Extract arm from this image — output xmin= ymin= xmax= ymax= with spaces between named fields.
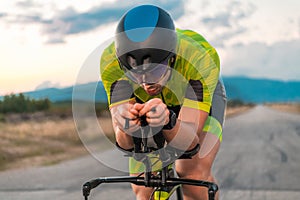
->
xmin=166 ymin=46 xmax=220 ymax=150
xmin=164 ymin=106 xmax=207 ymax=151
xmin=110 ymin=101 xmax=139 ymax=150
xmin=100 ymin=43 xmax=141 ymax=150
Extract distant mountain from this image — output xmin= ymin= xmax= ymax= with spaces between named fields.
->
xmin=19 ymin=82 xmax=108 ymax=103
xmin=1 ymin=77 xmax=299 ymax=103
xmin=222 ymin=76 xmax=300 ymax=103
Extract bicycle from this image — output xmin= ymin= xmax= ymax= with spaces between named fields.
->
xmin=82 ymin=116 xmax=218 ymax=200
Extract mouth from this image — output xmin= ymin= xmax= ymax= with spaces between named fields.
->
xmin=143 ymin=84 xmax=161 ymax=95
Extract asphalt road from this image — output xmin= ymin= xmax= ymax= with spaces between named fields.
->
xmin=0 ymin=105 xmax=299 ymax=200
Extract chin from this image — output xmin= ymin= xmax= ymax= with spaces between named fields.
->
xmin=146 ymin=86 xmax=162 ymax=96
xmin=146 ymin=90 xmax=160 ymax=96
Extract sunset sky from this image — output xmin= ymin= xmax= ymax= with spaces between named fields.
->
xmin=1 ymin=0 xmax=299 ymax=95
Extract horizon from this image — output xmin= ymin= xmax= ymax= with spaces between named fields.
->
xmin=0 ymin=75 xmax=299 ymax=97
xmin=1 ymin=75 xmax=299 ymax=104
xmin=1 ymin=0 xmax=299 ymax=95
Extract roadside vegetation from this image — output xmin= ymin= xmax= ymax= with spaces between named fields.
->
xmin=265 ymin=102 xmax=300 ymax=114
xmin=0 ymin=94 xmax=109 ymax=171
xmin=225 ymin=99 xmax=255 ymax=118
xmin=0 ymin=93 xmax=50 ymax=114
xmin=226 ymin=99 xmax=255 ymax=108
xmin=1 ymin=94 xmax=298 ymax=171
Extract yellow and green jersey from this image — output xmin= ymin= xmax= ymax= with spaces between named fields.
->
xmin=100 ymin=29 xmax=220 ymax=115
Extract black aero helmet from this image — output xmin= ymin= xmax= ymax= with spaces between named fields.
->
xmin=115 ymin=5 xmax=177 ymax=83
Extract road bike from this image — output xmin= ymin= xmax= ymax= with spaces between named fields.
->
xmin=82 ymin=116 xmax=218 ymax=200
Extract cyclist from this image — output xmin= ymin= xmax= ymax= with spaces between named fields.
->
xmin=100 ymin=5 xmax=226 ymax=200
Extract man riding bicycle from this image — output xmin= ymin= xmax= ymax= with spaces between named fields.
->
xmin=100 ymin=5 xmax=226 ymax=200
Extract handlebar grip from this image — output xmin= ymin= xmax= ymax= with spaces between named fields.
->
xmin=82 ymin=179 xmax=102 ymax=198
xmin=82 ymin=182 xmax=91 ymax=198
xmin=89 ymin=179 xmax=102 ymax=189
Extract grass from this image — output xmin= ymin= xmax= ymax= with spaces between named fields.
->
xmin=0 ymin=117 xmax=87 ymax=170
xmin=2 ymin=102 xmax=298 ymax=172
xmin=0 ymin=110 xmax=116 ymax=171
xmin=266 ymin=103 xmax=300 ymax=114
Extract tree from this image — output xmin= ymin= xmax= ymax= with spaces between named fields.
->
xmin=0 ymin=93 xmax=52 ymax=113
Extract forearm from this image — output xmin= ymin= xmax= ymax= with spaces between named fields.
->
xmin=114 ymin=124 xmax=134 ymax=150
xmin=163 ymin=107 xmax=208 ymax=151
xmin=163 ymin=119 xmax=199 ymax=150
xmin=110 ymin=101 xmax=139 ymax=150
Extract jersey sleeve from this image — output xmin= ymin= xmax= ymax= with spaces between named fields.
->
xmin=178 ymin=30 xmax=220 ymax=113
xmin=100 ymin=43 xmax=134 ymax=107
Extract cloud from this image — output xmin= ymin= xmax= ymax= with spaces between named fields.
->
xmin=212 ymin=26 xmax=247 ymax=47
xmin=44 ymin=6 xmax=124 ymax=36
xmin=206 ymin=1 xmax=256 ymax=47
xmin=222 ymin=39 xmax=300 ymax=81
xmin=4 ymin=0 xmax=185 ymax=44
xmin=202 ymin=13 xmax=231 ymax=28
xmin=16 ymin=0 xmax=39 ymax=8
xmin=180 ymin=1 xmax=256 ymax=48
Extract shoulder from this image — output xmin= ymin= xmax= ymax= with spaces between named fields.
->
xmin=100 ymin=42 xmax=125 ymax=88
xmin=176 ymin=29 xmax=210 ymax=48
xmin=175 ymin=28 xmax=220 ymax=71
xmin=176 ymin=28 xmax=217 ymax=54
xmin=100 ymin=42 xmax=117 ymax=70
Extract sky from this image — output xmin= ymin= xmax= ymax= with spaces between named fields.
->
xmin=0 ymin=0 xmax=299 ymax=95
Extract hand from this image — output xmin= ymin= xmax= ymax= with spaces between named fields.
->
xmin=110 ymin=101 xmax=140 ymax=134
xmin=137 ymin=98 xmax=169 ymax=127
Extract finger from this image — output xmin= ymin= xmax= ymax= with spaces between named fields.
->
xmin=133 ymin=103 xmax=144 ymax=111
xmin=138 ymin=103 xmax=152 ymax=116
xmin=146 ymin=116 xmax=167 ymax=127
xmin=116 ymin=117 xmax=140 ymax=132
xmin=125 ymin=119 xmax=141 ymax=134
xmin=122 ymin=112 xmax=138 ymax=120
xmin=118 ymin=106 xmax=138 ymax=120
xmin=146 ymin=104 xmax=167 ymax=118
xmin=147 ymin=98 xmax=163 ymax=104
xmin=129 ymin=107 xmax=139 ymax=116
xmin=113 ymin=110 xmax=136 ymax=128
xmin=147 ymin=109 xmax=169 ymax=127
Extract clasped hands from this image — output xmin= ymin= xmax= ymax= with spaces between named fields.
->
xmin=111 ymin=98 xmax=170 ymax=134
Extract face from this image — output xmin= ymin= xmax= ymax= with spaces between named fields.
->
xmin=121 ymin=55 xmax=175 ymax=95
xmin=142 ymin=83 xmax=163 ymax=96
xmin=124 ymin=57 xmax=170 ymax=85
xmin=141 ymin=69 xmax=171 ymax=96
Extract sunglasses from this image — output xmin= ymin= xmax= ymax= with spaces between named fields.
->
xmin=121 ymin=56 xmax=174 ymax=84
